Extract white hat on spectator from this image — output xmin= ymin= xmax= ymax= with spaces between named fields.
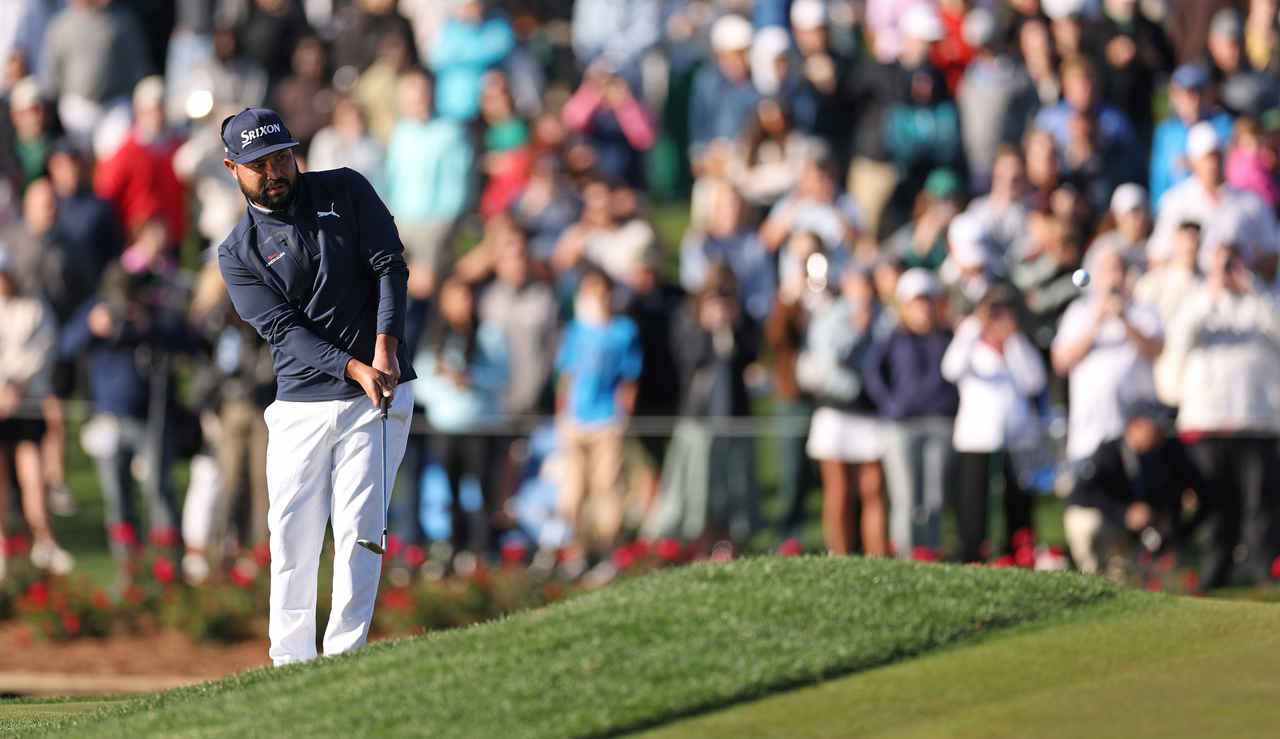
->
xmin=133 ymin=75 xmax=166 ymax=110
xmin=900 ymin=4 xmax=944 ymax=42
xmin=791 ymin=0 xmax=828 ymax=31
xmin=1186 ymin=121 xmax=1222 ymax=160
xmin=948 ymin=211 xmax=992 ymax=270
xmin=9 ymin=77 xmax=41 ymax=111
xmin=1110 ymin=183 xmax=1148 ymax=217
xmin=896 ymin=267 xmax=942 ymax=303
xmin=962 ymin=7 xmax=997 ymax=48
xmin=712 ymin=15 xmax=755 ymax=53
xmin=1043 ymin=0 xmax=1086 ymax=20
xmin=751 ymin=26 xmax=792 ymax=96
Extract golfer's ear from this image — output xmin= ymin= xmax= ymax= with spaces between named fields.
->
xmin=223 ymin=159 xmax=238 ymax=177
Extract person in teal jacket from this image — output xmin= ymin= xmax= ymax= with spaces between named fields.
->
xmin=428 ymin=0 xmax=515 ymax=122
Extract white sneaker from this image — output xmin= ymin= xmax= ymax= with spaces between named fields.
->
xmin=31 ymin=542 xmax=74 ymax=575
xmin=182 ymin=552 xmax=210 ymax=585
xmin=46 ymin=484 xmax=78 ymax=517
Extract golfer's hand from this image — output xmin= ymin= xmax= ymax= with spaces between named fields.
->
xmin=347 ymin=359 xmax=395 ymax=407
xmin=373 ymin=336 xmax=401 ymax=385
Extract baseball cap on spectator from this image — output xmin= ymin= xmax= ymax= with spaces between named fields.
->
xmin=962 ymin=7 xmax=997 ymax=49
xmin=791 ymin=0 xmax=827 ymax=31
xmin=1209 ymin=8 xmax=1242 ymax=38
xmin=133 ymin=75 xmax=166 ymax=110
xmin=896 ymin=267 xmax=941 ymax=303
xmin=1185 ymin=121 xmax=1222 ymax=159
xmin=947 ymin=211 xmax=992 ymax=270
xmin=221 ymin=107 xmax=301 ymax=164
xmin=900 ymin=5 xmax=944 ymax=42
xmin=1110 ymin=183 xmax=1148 ymax=217
xmin=1042 ymin=0 xmax=1088 ymax=20
xmin=1123 ymin=397 xmax=1175 ymax=424
xmin=1170 ymin=63 xmax=1210 ymax=91
xmin=750 ymin=26 xmax=792 ymax=95
xmin=924 ymin=167 xmax=964 ymax=201
xmin=9 ymin=76 xmax=41 ymax=111
xmin=711 ymin=15 xmax=754 ymax=53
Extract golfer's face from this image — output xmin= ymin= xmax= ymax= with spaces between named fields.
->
xmin=236 ymin=149 xmax=299 ymax=209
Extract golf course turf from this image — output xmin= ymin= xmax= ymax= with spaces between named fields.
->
xmin=1 ymin=557 xmax=1274 ymax=738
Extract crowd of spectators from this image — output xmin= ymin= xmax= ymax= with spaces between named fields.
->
xmin=1 ymin=0 xmax=1280 ymax=588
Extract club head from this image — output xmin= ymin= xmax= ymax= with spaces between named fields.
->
xmin=356 ymin=538 xmax=386 ymax=555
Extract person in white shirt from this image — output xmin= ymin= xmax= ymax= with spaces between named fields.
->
xmin=1085 ymin=183 xmax=1150 ymax=278
xmin=1148 ymin=121 xmax=1279 ymax=281
xmin=1051 ymin=247 xmax=1164 ymax=465
xmin=1133 ymin=222 xmax=1203 ymax=405
xmin=941 ymin=284 xmax=1046 ymax=562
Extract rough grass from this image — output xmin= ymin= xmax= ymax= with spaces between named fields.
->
xmin=0 ymin=557 xmax=1120 ymax=738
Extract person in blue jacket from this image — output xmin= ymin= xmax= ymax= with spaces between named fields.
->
xmin=216 ymin=108 xmax=416 ymax=666
xmin=1149 ymin=64 xmax=1235 ymax=212
xmin=428 ymin=0 xmax=515 ymax=122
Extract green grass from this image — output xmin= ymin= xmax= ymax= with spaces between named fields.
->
xmin=630 ymin=595 xmax=1280 ymax=739
xmin=1 ymin=557 xmax=1122 ymax=738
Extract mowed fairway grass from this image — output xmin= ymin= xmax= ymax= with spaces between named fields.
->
xmin=0 ymin=557 xmax=1273 ymax=738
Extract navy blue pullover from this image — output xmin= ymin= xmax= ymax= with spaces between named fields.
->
xmin=862 ymin=329 xmax=959 ymax=420
xmin=218 ymin=168 xmax=416 ymax=401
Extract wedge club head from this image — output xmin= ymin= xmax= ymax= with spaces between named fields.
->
xmin=357 ymin=537 xmax=386 ymax=554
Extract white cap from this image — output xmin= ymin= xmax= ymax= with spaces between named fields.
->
xmin=896 ymin=267 xmax=942 ymax=303
xmin=750 ymin=26 xmax=792 ymax=96
xmin=1042 ymin=0 xmax=1087 ymax=20
xmin=790 ymin=0 xmax=828 ymax=31
xmin=133 ymin=75 xmax=166 ymax=109
xmin=900 ymin=4 xmax=944 ymax=42
xmin=947 ymin=211 xmax=992 ymax=269
xmin=9 ymin=76 xmax=41 ymax=111
xmin=711 ymin=14 xmax=755 ymax=52
xmin=1110 ymin=183 xmax=1148 ymax=217
xmin=1185 ymin=121 xmax=1222 ymax=160
xmin=962 ymin=7 xmax=997 ymax=48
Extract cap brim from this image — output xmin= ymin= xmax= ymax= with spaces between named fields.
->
xmin=228 ymin=140 xmax=300 ymax=165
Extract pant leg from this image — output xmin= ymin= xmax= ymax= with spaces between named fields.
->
xmin=556 ymin=423 xmax=589 ymax=547
xmin=210 ymin=400 xmax=253 ymax=560
xmin=919 ymin=418 xmax=955 ymax=551
xmin=264 ymin=399 xmax=336 ymax=666
xmin=1064 ymin=504 xmax=1105 ymax=574
xmin=584 ymin=425 xmax=626 ymax=555
xmin=142 ymin=413 xmax=179 ymax=544
xmin=459 ymin=434 xmax=494 ymax=554
xmin=248 ymin=407 xmax=271 ymax=547
xmin=429 ymin=433 xmax=468 ymax=553
xmin=87 ymin=414 xmax=139 ymax=557
xmin=1003 ymin=451 xmax=1034 ymax=553
xmin=880 ymin=421 xmax=917 ymax=557
xmin=1186 ymin=438 xmax=1237 ymax=589
xmin=773 ymin=400 xmax=815 ymax=540
xmin=953 ymin=452 xmax=990 ymax=563
xmin=1238 ymin=437 xmax=1280 ymax=584
xmin=180 ymin=453 xmax=223 ymax=552
xmin=324 ymin=389 xmax=413 ymax=658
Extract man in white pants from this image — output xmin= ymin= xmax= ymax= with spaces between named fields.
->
xmin=216 ymin=108 xmax=416 ymax=665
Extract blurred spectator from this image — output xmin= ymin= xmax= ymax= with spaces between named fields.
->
xmin=864 ymin=268 xmax=959 ymax=556
xmin=730 ymin=97 xmax=807 ymax=209
xmin=562 ymin=61 xmax=657 ymax=189
xmin=308 ymin=97 xmax=385 ymax=188
xmin=799 ymin=267 xmax=894 ymax=555
xmin=941 ymin=284 xmax=1046 ymax=563
xmin=1134 ymin=222 xmax=1202 ymax=405
xmin=866 ymin=0 xmax=931 ymax=64
xmin=883 ymin=167 xmax=965 ymax=272
xmin=845 ymin=4 xmax=944 ymax=238
xmin=689 ymin=15 xmax=760 ymax=173
xmin=7 ymin=76 xmax=51 ymax=190
xmin=1044 ymin=0 xmax=1087 ymax=58
xmin=1085 ymin=183 xmax=1150 ymax=276
xmin=414 ymin=277 xmax=509 ymax=555
xmin=1064 ymin=400 xmax=1208 ymax=574
xmin=1225 ymin=117 xmax=1280 ymax=208
xmin=354 ymin=31 xmax=414 ymax=144
xmin=788 ymin=0 xmax=854 ymax=143
xmin=759 ymin=142 xmax=862 ymax=271
xmin=880 ymin=59 xmax=962 ymax=228
xmin=183 ymin=26 xmax=268 ymax=122
xmin=570 ymin=0 xmax=659 ymax=73
xmin=1010 ymin=211 xmax=1082 ymax=352
xmin=38 ymin=0 xmax=150 ymax=140
xmin=956 ymin=9 xmax=1039 ymax=194
xmin=1169 ymin=0 xmax=1247 ymax=66
xmin=428 ymin=0 xmax=515 ymax=123
xmin=172 ymin=117 xmax=246 ymax=249
xmin=511 ymin=151 xmax=579 ymax=264
xmin=1149 ymin=122 xmax=1277 ymax=280
xmin=931 ymin=0 xmax=978 ymax=96
xmin=477 ymin=71 xmax=533 ymax=220
xmin=4 ymin=177 xmax=98 ymax=324
xmin=965 ymin=147 xmax=1030 ymax=260
xmin=1245 ymin=0 xmax=1280 ymax=75
xmin=0 ymin=245 xmax=72 ymax=574
xmin=229 ymin=0 xmax=308 ymax=86
xmin=329 ymin=0 xmax=417 ymax=75
xmin=0 ymin=0 xmax=54 ymax=82
xmin=648 ymin=264 xmax=759 ymax=547
xmin=555 ymin=270 xmax=641 ymax=559
xmin=1086 ymin=0 xmax=1172 ymax=139
xmin=1051 ymin=246 xmax=1164 ymax=464
xmin=1205 ymin=10 xmax=1249 ymax=92
xmin=938 ymin=210 xmax=1003 ymax=321
xmin=1149 ymin=65 xmax=1234 ymax=209
xmin=1163 ymin=242 xmax=1280 ymax=588
xmin=92 ymin=76 xmax=187 ymax=247
xmin=552 ymin=179 xmax=657 ymax=286
xmin=383 ymin=70 xmax=474 ymax=300
xmin=271 ymin=36 xmax=337 ymax=155
xmin=1018 ymin=16 xmax=1062 ymax=106
xmin=680 ymin=181 xmax=775 ymax=323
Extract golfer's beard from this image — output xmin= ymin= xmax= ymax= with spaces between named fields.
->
xmin=243 ymin=175 xmax=297 ymax=211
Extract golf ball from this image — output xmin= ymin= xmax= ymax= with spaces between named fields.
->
xmin=1072 ymin=269 xmax=1091 ymax=288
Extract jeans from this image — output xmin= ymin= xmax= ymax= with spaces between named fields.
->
xmin=881 ymin=417 xmax=954 ymax=557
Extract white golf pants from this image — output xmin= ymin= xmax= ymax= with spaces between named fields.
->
xmin=263 ymin=389 xmax=413 ymax=665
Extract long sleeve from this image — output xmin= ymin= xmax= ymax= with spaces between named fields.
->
xmin=940 ymin=316 xmax=982 ymax=383
xmin=351 ymin=172 xmax=410 ymax=342
xmin=861 ymin=333 xmax=898 ymax=418
xmin=1004 ymin=330 xmax=1047 ymax=396
xmin=612 ymin=95 xmax=658 ymax=151
xmin=561 ymin=82 xmax=603 ymax=134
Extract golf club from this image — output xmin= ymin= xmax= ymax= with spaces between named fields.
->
xmin=357 ymin=394 xmax=390 ymax=555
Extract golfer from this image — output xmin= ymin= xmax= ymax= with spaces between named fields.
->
xmin=217 ymin=108 xmax=415 ymax=665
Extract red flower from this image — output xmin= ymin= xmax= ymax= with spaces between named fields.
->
xmin=125 ymin=584 xmax=146 ymax=603
xmin=381 ymin=588 xmax=414 ymax=613
xmin=52 ymin=594 xmax=69 ymax=614
xmin=1147 ymin=578 xmax=1163 ymax=592
xmin=229 ymin=562 xmax=255 ymax=588
xmin=1010 ymin=528 xmax=1036 ymax=551
xmin=385 ymin=533 xmax=404 ymax=559
xmin=27 ymin=581 xmax=49 ymax=608
xmin=3 ymin=532 xmax=31 ymax=557
xmin=62 ymin=613 xmax=81 ymax=637
xmin=629 ymin=539 xmax=652 ymax=559
xmin=1014 ymin=546 xmax=1035 ymax=569
xmin=910 ymin=546 xmax=937 ymax=562
xmin=1047 ymin=546 xmax=1065 ymax=558
xmin=777 ymin=538 xmax=804 ymax=557
xmin=251 ymin=542 xmax=272 ymax=567
xmin=991 ymin=555 xmax=1016 ymax=568
xmin=91 ymin=590 xmax=110 ymax=610
xmin=109 ymin=522 xmax=137 ymax=547
xmin=403 ymin=544 xmax=427 ymax=569
xmin=1182 ymin=571 xmax=1200 ymax=593
xmin=152 ymin=555 xmax=176 ymax=585
xmin=499 ymin=540 xmax=528 ymax=565
xmin=150 ymin=527 xmax=179 ymax=548
xmin=1157 ymin=553 xmax=1177 ymax=572
xmin=1138 ymin=550 xmax=1153 ymax=567
xmin=1272 ymin=556 xmax=1280 ymax=581
xmin=655 ymin=538 xmax=683 ymax=562
xmin=610 ymin=547 xmax=635 ymax=570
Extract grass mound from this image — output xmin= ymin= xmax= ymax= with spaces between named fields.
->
xmin=7 ymin=557 xmax=1122 ymax=739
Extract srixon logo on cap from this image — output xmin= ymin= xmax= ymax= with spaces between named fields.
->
xmin=242 ymin=123 xmax=283 ymax=148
